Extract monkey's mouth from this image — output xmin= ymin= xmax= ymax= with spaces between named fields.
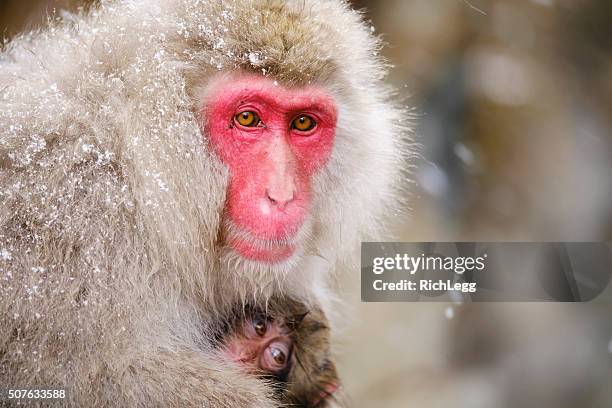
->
xmin=231 ymin=238 xmax=296 ymax=262
xmin=225 ymin=221 xmax=308 ymax=263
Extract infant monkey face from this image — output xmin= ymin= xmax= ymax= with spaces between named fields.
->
xmin=222 ymin=314 xmax=293 ymax=377
xmin=221 ymin=304 xmax=340 ymax=408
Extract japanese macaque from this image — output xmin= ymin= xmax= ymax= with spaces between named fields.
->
xmin=0 ymin=0 xmax=407 ymax=406
xmin=221 ymin=299 xmax=341 ymax=407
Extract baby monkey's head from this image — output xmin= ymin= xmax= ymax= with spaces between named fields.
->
xmin=221 ymin=300 xmax=340 ymax=407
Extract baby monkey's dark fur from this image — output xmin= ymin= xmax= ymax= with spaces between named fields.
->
xmin=218 ymin=298 xmax=340 ymax=407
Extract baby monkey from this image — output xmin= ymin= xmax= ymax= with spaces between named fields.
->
xmin=220 ymin=299 xmax=340 ymax=407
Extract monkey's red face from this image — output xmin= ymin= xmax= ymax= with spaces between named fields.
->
xmin=204 ymin=74 xmax=337 ymax=263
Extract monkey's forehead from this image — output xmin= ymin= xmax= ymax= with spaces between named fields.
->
xmin=157 ymin=0 xmax=381 ymax=87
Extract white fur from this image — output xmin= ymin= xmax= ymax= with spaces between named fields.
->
xmin=0 ymin=0 xmax=411 ymax=406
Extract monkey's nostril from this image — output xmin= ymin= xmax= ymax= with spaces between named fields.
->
xmin=265 ymin=189 xmax=294 ymax=208
xmin=265 ymin=190 xmax=277 ymax=204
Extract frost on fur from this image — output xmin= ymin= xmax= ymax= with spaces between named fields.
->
xmin=0 ymin=0 xmax=410 ymax=406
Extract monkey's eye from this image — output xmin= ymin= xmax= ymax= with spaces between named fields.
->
xmin=291 ymin=115 xmax=316 ymax=132
xmin=270 ymin=347 xmax=286 ymax=366
xmin=261 ymin=341 xmax=291 ymax=373
xmin=252 ymin=317 xmax=267 ymax=337
xmin=235 ymin=111 xmax=261 ymax=127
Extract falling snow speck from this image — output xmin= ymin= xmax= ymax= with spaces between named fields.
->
xmin=0 ymin=249 xmax=12 ymax=261
xmin=248 ymin=52 xmax=261 ymax=65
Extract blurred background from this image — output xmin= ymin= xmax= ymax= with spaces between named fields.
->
xmin=342 ymin=1 xmax=612 ymax=407
xmin=2 ymin=0 xmax=611 ymax=407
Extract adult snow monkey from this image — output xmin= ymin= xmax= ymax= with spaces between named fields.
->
xmin=0 ymin=0 xmax=409 ymax=406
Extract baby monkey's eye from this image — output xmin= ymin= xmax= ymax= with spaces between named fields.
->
xmin=235 ymin=111 xmax=261 ymax=127
xmin=291 ymin=115 xmax=316 ymax=132
xmin=261 ymin=340 xmax=291 ymax=372
xmin=253 ymin=317 xmax=267 ymax=337
xmin=270 ymin=346 xmax=286 ymax=366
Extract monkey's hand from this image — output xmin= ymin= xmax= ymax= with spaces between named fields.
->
xmin=118 ymin=348 xmax=277 ymax=408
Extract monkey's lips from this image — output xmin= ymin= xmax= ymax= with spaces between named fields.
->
xmin=229 ymin=235 xmax=296 ymax=263
xmin=225 ymin=223 xmax=301 ymax=263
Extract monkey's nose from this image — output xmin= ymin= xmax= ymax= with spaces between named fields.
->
xmin=265 ymin=189 xmax=295 ymax=209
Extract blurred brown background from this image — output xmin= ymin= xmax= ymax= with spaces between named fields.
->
xmin=2 ymin=1 xmax=611 ymax=407
xmin=351 ymin=0 xmax=612 ymax=242
xmin=342 ymin=1 xmax=612 ymax=407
